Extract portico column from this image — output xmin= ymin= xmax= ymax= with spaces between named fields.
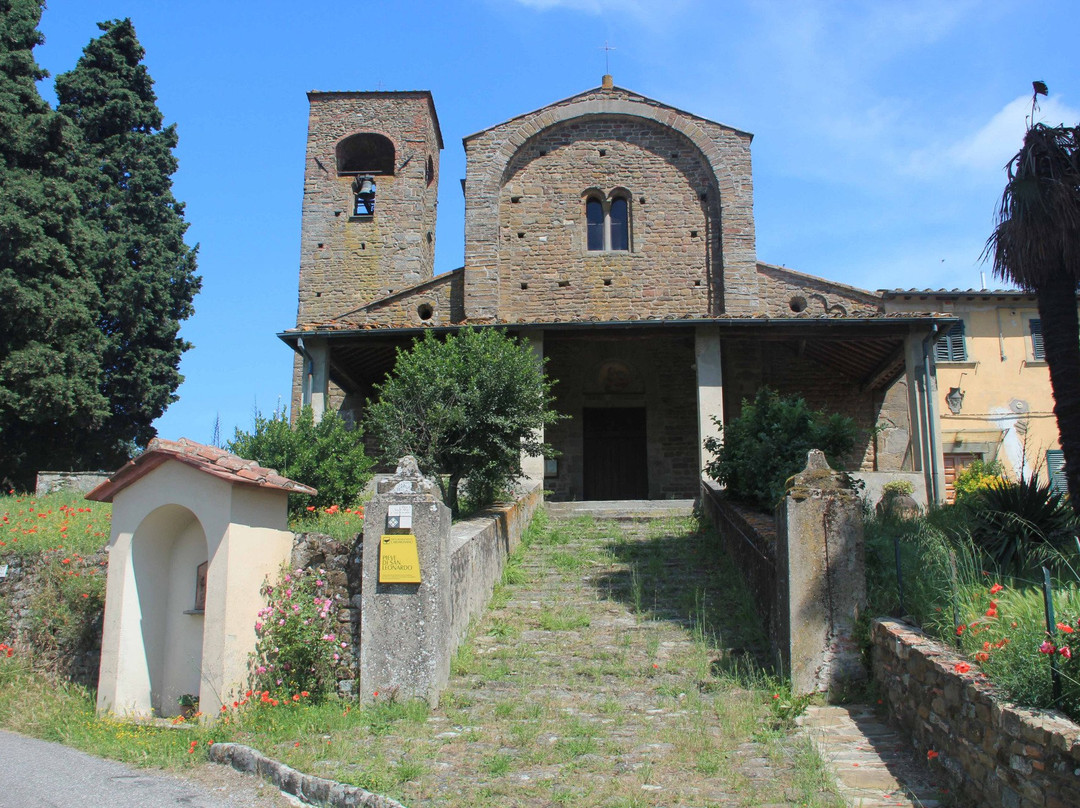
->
xmin=301 ymin=337 xmax=329 ymax=422
xmin=904 ymin=329 xmax=945 ymax=505
xmin=695 ymin=326 xmax=724 ymax=478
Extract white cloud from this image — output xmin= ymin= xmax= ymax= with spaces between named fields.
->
xmin=500 ymin=0 xmax=693 ymax=24
xmin=900 ymin=94 xmax=1080 ymax=185
xmin=950 ymin=94 xmax=1080 ymax=174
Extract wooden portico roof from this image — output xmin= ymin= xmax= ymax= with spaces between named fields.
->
xmin=279 ymin=313 xmax=956 ymax=397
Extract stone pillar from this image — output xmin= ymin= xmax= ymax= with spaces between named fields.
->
xmin=360 ymin=456 xmax=452 ymax=706
xmin=520 ymin=330 xmax=546 ymax=484
xmin=903 ymin=330 xmax=946 ymax=503
xmin=903 ymin=331 xmax=926 ymax=476
xmin=302 ymin=337 xmax=329 ymax=422
xmin=695 ymin=325 xmax=724 ymax=476
xmin=776 ymin=450 xmax=865 ymax=695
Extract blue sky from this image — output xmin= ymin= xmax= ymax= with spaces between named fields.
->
xmin=33 ymin=0 xmax=1080 ymax=447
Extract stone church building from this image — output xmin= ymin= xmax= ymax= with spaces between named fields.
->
xmin=280 ymin=77 xmax=947 ymax=503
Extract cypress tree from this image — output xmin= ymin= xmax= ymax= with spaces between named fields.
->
xmin=0 ymin=0 xmax=107 ymax=489
xmin=55 ymin=18 xmax=200 ymax=471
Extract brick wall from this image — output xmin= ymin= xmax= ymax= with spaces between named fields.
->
xmin=873 ymin=618 xmax=1080 ymax=808
xmin=543 ymin=329 xmax=699 ymax=500
xmin=463 ymin=85 xmax=757 ymax=320
xmin=495 ymin=117 xmax=715 ymax=321
xmin=754 ymin=264 xmax=883 ymax=318
xmin=297 ymin=92 xmax=441 ymax=327
xmin=722 ymin=339 xmax=911 ymax=472
xmin=700 ymin=481 xmax=777 ymax=638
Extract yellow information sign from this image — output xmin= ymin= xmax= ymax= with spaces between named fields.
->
xmin=379 ymin=534 xmax=421 ymax=583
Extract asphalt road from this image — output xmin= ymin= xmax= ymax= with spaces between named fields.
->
xmin=0 ymin=730 xmax=295 ymax=808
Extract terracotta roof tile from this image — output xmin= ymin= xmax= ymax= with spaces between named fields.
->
xmin=85 ymin=438 xmax=317 ymax=503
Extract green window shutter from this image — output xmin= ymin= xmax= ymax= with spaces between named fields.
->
xmin=934 ymin=321 xmax=966 ymax=362
xmin=1031 ymin=319 xmax=1045 ymax=360
xmin=1047 ymin=449 xmax=1067 ymax=495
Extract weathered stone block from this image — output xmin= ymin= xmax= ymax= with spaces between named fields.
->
xmin=776 ymin=450 xmax=865 ymax=695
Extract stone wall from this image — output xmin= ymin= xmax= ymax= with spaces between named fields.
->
xmin=0 ymin=550 xmax=107 ymax=688
xmin=873 ymin=618 xmax=1080 ymax=808
xmin=290 ymin=532 xmax=363 ymax=697
xmin=543 ymin=329 xmax=699 ymax=500
xmin=35 ymin=471 xmax=111 ymax=496
xmin=447 ymin=482 xmax=543 ymax=650
xmin=339 ymin=269 xmax=465 ymax=329
xmin=297 ymin=91 xmax=441 ymax=326
xmin=754 ymin=264 xmax=883 ymax=318
xmin=463 ymin=84 xmax=757 ymax=320
xmin=700 ymin=480 xmax=776 ymax=638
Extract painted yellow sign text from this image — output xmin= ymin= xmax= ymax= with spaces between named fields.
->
xmin=379 ymin=534 xmax=421 ymax=583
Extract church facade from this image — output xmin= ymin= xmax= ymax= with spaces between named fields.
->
xmin=280 ymin=78 xmax=948 ymax=503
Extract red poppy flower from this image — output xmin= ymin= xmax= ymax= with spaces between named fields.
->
xmin=954 ymin=662 xmax=971 ymax=673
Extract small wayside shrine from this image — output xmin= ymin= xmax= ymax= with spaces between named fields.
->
xmin=87 ymin=439 xmax=315 ymax=719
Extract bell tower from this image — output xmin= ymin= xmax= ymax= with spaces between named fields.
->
xmin=296 ymin=91 xmax=443 ymax=326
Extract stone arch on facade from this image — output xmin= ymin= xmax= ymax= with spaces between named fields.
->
xmin=130 ymin=503 xmax=207 ymax=717
xmin=465 ymin=94 xmax=754 ymax=318
xmin=476 ymin=98 xmax=734 ymax=238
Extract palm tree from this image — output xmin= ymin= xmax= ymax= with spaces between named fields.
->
xmin=986 ymin=122 xmax=1080 ymax=513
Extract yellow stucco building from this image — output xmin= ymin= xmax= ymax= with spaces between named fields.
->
xmin=883 ymin=289 xmax=1068 ymax=502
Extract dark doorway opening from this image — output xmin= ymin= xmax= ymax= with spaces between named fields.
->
xmin=583 ymin=407 xmax=648 ymax=500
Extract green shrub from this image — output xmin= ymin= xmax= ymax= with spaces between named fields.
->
xmin=881 ymin=479 xmax=914 ymax=498
xmin=250 ymin=566 xmax=340 ymax=701
xmin=365 ymin=328 xmax=560 ymax=515
xmin=229 ymin=406 xmax=373 ymax=517
xmin=864 ymin=506 xmax=1080 ymax=722
xmin=963 ymin=475 xmax=1080 ymax=574
xmin=953 ymin=459 xmax=1005 ymax=503
xmin=703 ymin=388 xmax=858 ymax=510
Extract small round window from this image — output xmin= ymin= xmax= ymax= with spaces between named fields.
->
xmin=789 ymin=296 xmax=807 ymax=313
xmin=417 ymin=303 xmax=434 ymax=321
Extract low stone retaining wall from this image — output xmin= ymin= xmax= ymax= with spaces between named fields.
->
xmin=210 ymin=742 xmax=407 ymax=808
xmin=872 ymin=618 xmax=1080 ymax=808
xmin=0 ymin=550 xmax=107 ymax=687
xmin=361 ymin=462 xmax=543 ymax=704
xmin=448 ymin=481 xmax=543 ymax=649
xmin=34 ymin=471 xmax=111 ymax=496
xmin=700 ymin=480 xmax=776 ymax=640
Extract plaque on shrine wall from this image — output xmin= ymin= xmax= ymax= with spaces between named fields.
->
xmin=194 ymin=560 xmax=208 ymax=611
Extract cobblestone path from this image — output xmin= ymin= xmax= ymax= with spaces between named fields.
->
xmin=349 ymin=510 xmax=846 ymax=807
